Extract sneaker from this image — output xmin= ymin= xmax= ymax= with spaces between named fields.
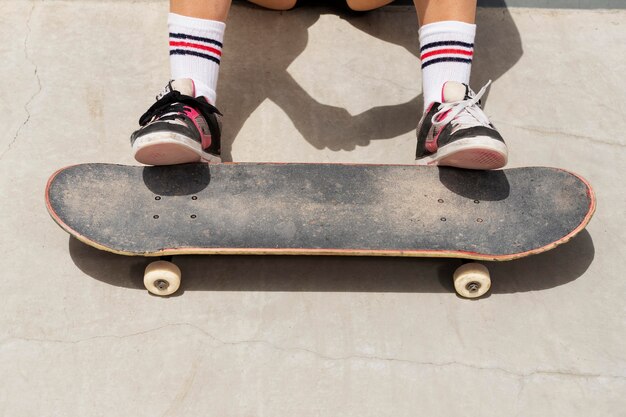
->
xmin=131 ymin=79 xmax=222 ymax=165
xmin=415 ymin=81 xmax=507 ymax=170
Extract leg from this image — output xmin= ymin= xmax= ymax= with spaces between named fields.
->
xmin=168 ymin=0 xmax=231 ymax=104
xmin=345 ymin=0 xmax=393 ymax=12
xmin=413 ymin=0 xmax=508 ymax=169
xmin=414 ymin=0 xmax=477 ymax=107
xmin=171 ymin=0 xmax=232 ymax=21
xmin=247 ymin=0 xmax=297 ymax=10
xmin=414 ymin=0 xmax=476 ymax=26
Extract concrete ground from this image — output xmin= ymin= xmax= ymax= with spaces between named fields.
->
xmin=1 ymin=1 xmax=625 ymax=416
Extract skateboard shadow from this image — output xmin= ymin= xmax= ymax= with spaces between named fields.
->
xmin=68 ymin=229 xmax=594 ymax=297
xmin=217 ymin=1 xmax=523 ymax=160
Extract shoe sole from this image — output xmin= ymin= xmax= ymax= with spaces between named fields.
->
xmin=133 ymin=132 xmax=221 ymax=166
xmin=415 ymin=136 xmax=508 ymax=170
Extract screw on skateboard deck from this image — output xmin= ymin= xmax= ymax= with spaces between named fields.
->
xmin=45 ymin=163 xmax=595 ymax=298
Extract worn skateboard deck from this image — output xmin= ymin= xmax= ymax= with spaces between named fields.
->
xmin=45 ymin=163 xmax=595 ymax=261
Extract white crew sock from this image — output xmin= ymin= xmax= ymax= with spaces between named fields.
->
xmin=419 ymin=21 xmax=476 ymax=108
xmin=168 ymin=13 xmax=225 ymax=104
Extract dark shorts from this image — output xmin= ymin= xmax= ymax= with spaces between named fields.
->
xmin=293 ymin=0 xmax=363 ymax=12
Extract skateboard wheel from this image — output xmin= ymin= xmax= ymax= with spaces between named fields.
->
xmin=144 ymin=260 xmax=181 ymax=296
xmin=453 ymin=263 xmax=491 ymax=299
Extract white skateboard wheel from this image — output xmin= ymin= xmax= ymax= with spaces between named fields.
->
xmin=144 ymin=260 xmax=181 ymax=296
xmin=453 ymin=262 xmax=491 ymax=299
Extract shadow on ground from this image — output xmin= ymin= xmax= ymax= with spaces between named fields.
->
xmin=69 ymin=230 xmax=594 ymax=296
xmin=218 ymin=1 xmax=522 ymax=160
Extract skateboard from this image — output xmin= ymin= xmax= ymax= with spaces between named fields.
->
xmin=45 ymin=163 xmax=595 ymax=298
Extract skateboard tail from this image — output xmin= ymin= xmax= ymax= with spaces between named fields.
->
xmin=45 ymin=165 xmax=111 ymax=253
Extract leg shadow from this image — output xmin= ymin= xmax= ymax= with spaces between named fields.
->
xmin=218 ymin=1 xmax=523 ymax=160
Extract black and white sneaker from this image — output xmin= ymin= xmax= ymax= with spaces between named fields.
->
xmin=415 ymin=81 xmax=507 ymax=170
xmin=131 ymin=79 xmax=222 ymax=165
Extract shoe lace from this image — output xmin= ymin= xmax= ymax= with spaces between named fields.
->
xmin=138 ymin=90 xmax=222 ymax=127
xmin=432 ymin=80 xmax=492 ymax=130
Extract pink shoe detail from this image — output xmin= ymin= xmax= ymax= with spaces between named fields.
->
xmin=183 ymin=106 xmax=213 ymax=150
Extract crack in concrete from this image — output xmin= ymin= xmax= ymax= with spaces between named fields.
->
xmin=493 ymin=119 xmax=624 ymax=148
xmin=1 ymin=1 xmax=42 ymax=161
xmin=5 ymin=322 xmax=626 ymax=384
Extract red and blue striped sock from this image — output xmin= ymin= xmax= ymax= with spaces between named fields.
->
xmin=168 ymin=13 xmax=225 ymax=104
xmin=419 ymin=21 xmax=476 ymax=108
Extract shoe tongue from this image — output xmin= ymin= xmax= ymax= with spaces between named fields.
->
xmin=169 ymin=79 xmax=195 ymax=96
xmin=442 ymin=81 xmax=470 ymax=103
xmin=156 ymin=79 xmax=195 ymax=100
